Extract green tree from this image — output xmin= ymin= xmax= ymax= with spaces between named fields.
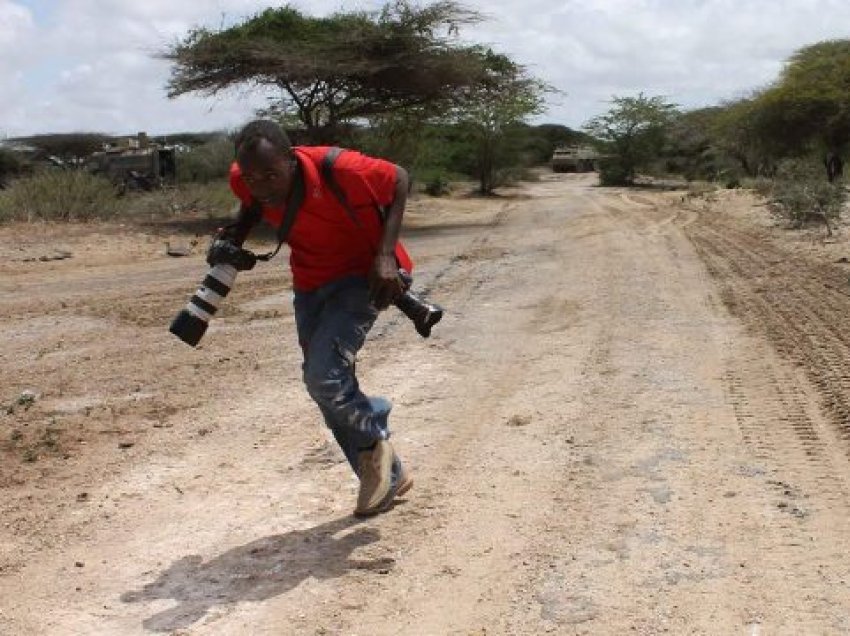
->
xmin=663 ymin=107 xmax=721 ymax=180
xmin=450 ymin=50 xmax=549 ymax=194
xmin=754 ymin=40 xmax=850 ymax=179
xmin=709 ymin=97 xmax=774 ymax=178
xmin=165 ymin=1 xmax=499 ymax=143
xmin=584 ymin=93 xmax=677 ymax=186
xmin=10 ymin=133 xmax=111 ymax=166
xmin=0 ymin=146 xmax=29 ymax=187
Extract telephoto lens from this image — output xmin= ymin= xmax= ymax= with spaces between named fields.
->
xmin=169 ymin=263 xmax=237 ymax=346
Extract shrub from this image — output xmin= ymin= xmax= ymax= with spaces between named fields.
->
xmin=0 ymin=169 xmax=121 ymax=222
xmin=0 ymin=147 xmax=30 ymax=187
xmin=122 ymin=182 xmax=234 ymax=220
xmin=176 ymin=136 xmax=234 ymax=183
xmin=424 ymin=174 xmax=451 ymax=197
xmin=597 ymin=157 xmax=632 ymax=186
xmin=741 ymin=176 xmax=774 ymax=199
xmin=770 ymin=158 xmax=846 ymax=234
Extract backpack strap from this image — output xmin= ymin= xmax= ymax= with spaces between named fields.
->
xmin=321 ymin=147 xmax=411 ymax=272
xmin=255 ymin=160 xmax=305 ymax=262
xmin=321 ymin=147 xmax=388 ymax=227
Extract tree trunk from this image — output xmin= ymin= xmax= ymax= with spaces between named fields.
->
xmin=824 ymin=152 xmax=843 ymax=183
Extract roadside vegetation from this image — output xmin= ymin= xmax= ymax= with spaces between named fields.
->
xmin=3 ymin=3 xmax=850 ymax=232
xmin=584 ymin=39 xmax=850 ymax=231
xmin=0 ymin=119 xmax=577 ymax=224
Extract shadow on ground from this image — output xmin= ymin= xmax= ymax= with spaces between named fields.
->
xmin=120 ymin=515 xmax=392 ymax=632
xmin=402 ymin=219 xmax=500 ymax=238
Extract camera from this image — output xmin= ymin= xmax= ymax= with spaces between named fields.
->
xmin=169 ymin=263 xmax=238 ymax=347
xmin=169 ymin=238 xmax=258 ymax=347
xmin=206 ymin=238 xmax=258 ymax=272
xmin=396 ymin=270 xmax=443 ymax=338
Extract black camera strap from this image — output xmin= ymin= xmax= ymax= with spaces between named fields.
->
xmin=254 ymin=148 xmax=385 ymax=263
xmin=255 ymin=161 xmax=305 ymax=262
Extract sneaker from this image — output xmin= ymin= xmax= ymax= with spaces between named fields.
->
xmin=354 ymin=440 xmax=394 ymax=517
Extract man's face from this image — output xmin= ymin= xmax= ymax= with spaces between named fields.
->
xmin=237 ymin=139 xmax=294 ymax=208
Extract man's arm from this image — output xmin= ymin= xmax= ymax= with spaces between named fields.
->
xmin=369 ymin=164 xmax=409 ymax=309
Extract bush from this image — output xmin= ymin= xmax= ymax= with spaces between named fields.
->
xmin=770 ymin=158 xmax=846 ymax=233
xmin=176 ymin=136 xmax=234 ymax=183
xmin=597 ymin=157 xmax=632 ymax=186
xmin=122 ymin=182 xmax=234 ymax=220
xmin=0 ymin=147 xmax=30 ymax=187
xmin=741 ymin=176 xmax=774 ymax=199
xmin=0 ymin=170 xmax=121 ymax=222
xmin=423 ymin=174 xmax=451 ymax=197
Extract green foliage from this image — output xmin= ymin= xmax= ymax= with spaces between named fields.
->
xmin=152 ymin=131 xmax=224 ymax=146
xmin=0 ymin=170 xmax=121 ymax=222
xmin=448 ymin=50 xmax=551 ymax=194
xmin=741 ymin=176 xmax=775 ymax=199
xmin=584 ymin=93 xmax=678 ymax=186
xmin=662 ymin=107 xmax=721 ymax=180
xmin=423 ymin=173 xmax=452 ymax=196
xmin=0 ymin=146 xmax=30 ymax=186
xmin=122 ymin=182 xmax=234 ymax=220
xmin=166 ymin=1 xmax=498 ymax=142
xmin=596 ymin=157 xmax=632 ymax=186
xmin=769 ymin=158 xmax=846 ymax=232
xmin=10 ymin=133 xmax=111 ymax=164
xmin=176 ymin=136 xmax=234 ymax=183
xmin=758 ymin=40 xmax=850 ymax=156
xmin=353 ymin=110 xmax=433 ymax=172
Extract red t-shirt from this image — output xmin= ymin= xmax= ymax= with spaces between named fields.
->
xmin=229 ymin=146 xmax=412 ymax=291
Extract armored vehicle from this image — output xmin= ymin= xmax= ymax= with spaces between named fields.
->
xmin=551 ymin=145 xmax=599 ymax=173
xmin=86 ymin=133 xmax=176 ymax=191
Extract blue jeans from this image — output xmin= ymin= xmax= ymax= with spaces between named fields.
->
xmin=293 ymin=276 xmax=391 ymax=475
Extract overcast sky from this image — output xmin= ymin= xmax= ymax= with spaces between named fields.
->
xmin=2 ymin=0 xmax=849 ymax=137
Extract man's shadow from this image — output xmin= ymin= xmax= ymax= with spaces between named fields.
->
xmin=121 ymin=515 xmax=391 ymax=632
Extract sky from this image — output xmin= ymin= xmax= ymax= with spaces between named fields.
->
xmin=1 ymin=0 xmax=849 ymax=137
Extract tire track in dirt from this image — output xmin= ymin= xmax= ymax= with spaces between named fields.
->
xmin=686 ymin=212 xmax=850 ymax=508
xmin=8 ymin=177 xmax=850 ymax=634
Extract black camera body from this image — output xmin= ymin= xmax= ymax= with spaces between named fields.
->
xmin=206 ymin=238 xmax=258 ymax=272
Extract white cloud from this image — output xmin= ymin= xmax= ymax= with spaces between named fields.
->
xmin=466 ymin=0 xmax=850 ymax=125
xmin=4 ymin=0 xmax=850 ymax=136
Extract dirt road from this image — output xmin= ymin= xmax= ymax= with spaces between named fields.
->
xmin=2 ymin=174 xmax=850 ymax=634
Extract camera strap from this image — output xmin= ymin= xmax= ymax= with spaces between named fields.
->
xmin=255 ymin=161 xmax=305 ymax=262
xmin=253 ymin=148 xmax=387 ymax=262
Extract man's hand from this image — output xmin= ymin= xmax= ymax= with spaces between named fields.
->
xmin=369 ymin=253 xmax=403 ymax=310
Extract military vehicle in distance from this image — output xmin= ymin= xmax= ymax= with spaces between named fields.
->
xmin=86 ymin=133 xmax=176 ymax=191
xmin=551 ymin=145 xmax=600 ymax=173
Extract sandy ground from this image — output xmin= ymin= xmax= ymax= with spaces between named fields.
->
xmin=2 ymin=173 xmax=850 ymax=635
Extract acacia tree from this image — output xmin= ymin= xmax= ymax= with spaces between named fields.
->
xmin=11 ymin=133 xmax=111 ymax=166
xmin=584 ymin=94 xmax=677 ymax=186
xmin=450 ymin=50 xmax=549 ymax=194
xmin=165 ymin=1 xmax=499 ymax=143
